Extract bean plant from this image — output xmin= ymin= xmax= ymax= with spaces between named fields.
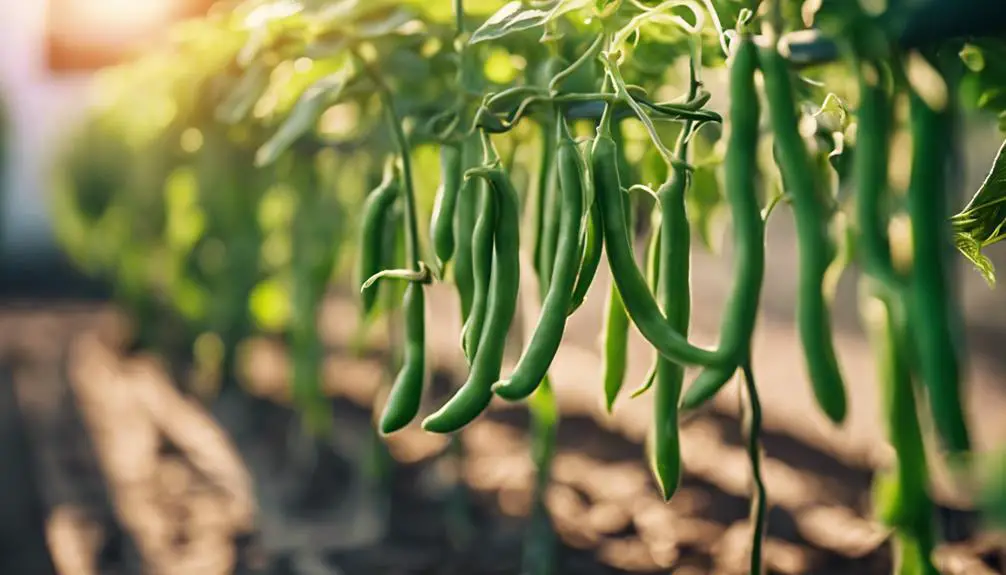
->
xmin=51 ymin=0 xmax=1006 ymax=573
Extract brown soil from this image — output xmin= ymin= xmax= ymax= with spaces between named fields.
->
xmin=1 ymin=299 xmax=1003 ymax=575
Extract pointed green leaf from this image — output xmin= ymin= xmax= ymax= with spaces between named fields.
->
xmin=955 ymin=233 xmax=996 ymax=287
xmin=959 ymin=43 xmax=985 ymax=72
xmin=954 ymin=139 xmax=1006 ymax=241
xmin=468 ymin=0 xmax=592 ymax=45
xmin=215 ymin=62 xmax=271 ymax=125
xmin=952 ymin=139 xmax=1006 ymax=287
xmin=255 ymin=66 xmax=353 ymax=166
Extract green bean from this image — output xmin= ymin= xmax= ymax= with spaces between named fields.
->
xmin=681 ymin=34 xmax=765 ymax=411
xmin=568 ymin=198 xmax=603 ymax=314
xmin=453 ymin=134 xmax=482 ymax=322
xmin=423 ymin=163 xmax=521 ymax=434
xmin=646 ymin=210 xmax=662 ymax=292
xmin=862 ymin=280 xmax=939 ymax=575
xmin=652 ymin=168 xmax=690 ymax=499
xmin=601 ymin=282 xmax=631 ymax=412
xmin=855 ymin=62 xmax=900 ymax=289
xmin=905 ymin=81 xmax=970 ymax=455
xmin=431 ymin=142 xmax=464 ymax=268
xmin=536 ymin=120 xmax=561 ymax=291
xmin=602 ymin=128 xmax=637 ymax=412
xmin=460 ymin=173 xmax=497 ymax=364
xmin=860 ymin=282 xmax=929 ymax=531
xmin=379 ymin=281 xmax=426 ymax=433
xmin=631 ymin=361 xmax=657 ymax=399
xmin=631 ymin=211 xmax=662 ymax=400
xmin=357 ymin=175 xmax=400 ymax=321
xmin=591 ymin=106 xmax=726 ymax=368
xmin=494 ymin=113 xmax=586 ymax=401
xmin=532 ymin=59 xmax=565 ymax=287
xmin=760 ymin=40 xmax=848 ymax=424
xmin=650 ymin=40 xmax=707 ymax=497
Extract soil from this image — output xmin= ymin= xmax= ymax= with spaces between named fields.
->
xmin=0 ymin=294 xmax=1003 ymax=575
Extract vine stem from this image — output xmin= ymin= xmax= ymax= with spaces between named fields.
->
xmin=741 ymin=362 xmax=767 ymax=575
xmin=354 ymin=51 xmax=422 ymax=271
xmin=454 ymin=0 xmax=464 ymax=34
xmin=602 ymin=51 xmax=689 ymax=172
xmin=699 ymin=0 xmax=730 ymax=57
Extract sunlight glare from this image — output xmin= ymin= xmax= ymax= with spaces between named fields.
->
xmin=63 ymin=0 xmax=176 ymax=31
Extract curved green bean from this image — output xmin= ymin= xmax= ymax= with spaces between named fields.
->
xmin=591 ymin=114 xmax=727 ymax=368
xmin=423 ymin=164 xmax=521 ymax=434
xmin=379 ymin=281 xmax=426 ymax=434
xmin=431 ymin=142 xmax=464 ymax=268
xmin=681 ymin=34 xmax=765 ymax=411
xmin=602 ymin=129 xmax=635 ymax=412
xmin=855 ymin=62 xmax=900 ymax=289
xmin=905 ymin=84 xmax=970 ymax=455
xmin=536 ymin=120 xmax=561 ymax=291
xmin=760 ymin=40 xmax=847 ymax=424
xmin=357 ymin=164 xmax=400 ymax=319
xmin=494 ymin=114 xmax=586 ymax=401
xmin=568 ymin=197 xmax=603 ymax=315
xmin=453 ymin=134 xmax=482 ymax=322
xmin=601 ymin=282 xmax=631 ymax=412
xmin=861 ymin=283 xmax=929 ymax=530
xmin=652 ymin=169 xmax=690 ymax=499
xmin=460 ymin=175 xmax=497 ymax=364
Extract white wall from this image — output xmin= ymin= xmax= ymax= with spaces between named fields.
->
xmin=0 ymin=0 xmax=94 ymax=260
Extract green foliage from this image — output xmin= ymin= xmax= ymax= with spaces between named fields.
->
xmin=959 ymin=39 xmax=1006 ymax=131
xmin=46 ymin=3 xmax=1006 ymax=569
xmin=951 ymin=138 xmax=1006 ymax=286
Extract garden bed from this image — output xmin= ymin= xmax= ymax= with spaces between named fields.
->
xmin=1 ymin=298 xmax=1002 ymax=575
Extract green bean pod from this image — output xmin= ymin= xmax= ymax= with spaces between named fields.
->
xmin=379 ymin=281 xmax=426 ymax=434
xmin=430 ymin=142 xmax=464 ymax=268
xmin=536 ymin=120 xmax=561 ymax=291
xmin=591 ymin=124 xmax=726 ymax=368
xmin=568 ymin=198 xmax=603 ymax=314
xmin=601 ymin=283 xmax=630 ymax=411
xmin=460 ymin=176 xmax=497 ymax=364
xmin=652 ymin=169 xmax=690 ymax=499
xmin=681 ymin=35 xmax=765 ymax=410
xmin=860 ymin=283 xmax=929 ymax=531
xmin=905 ymin=86 xmax=970 ymax=455
xmin=494 ymin=115 xmax=586 ymax=401
xmin=601 ymin=123 xmax=637 ymax=412
xmin=645 ymin=210 xmax=662 ymax=292
xmin=453 ymin=134 xmax=482 ymax=322
xmin=631 ymin=211 xmax=662 ymax=400
xmin=855 ymin=63 xmax=899 ymax=288
xmin=760 ymin=41 xmax=847 ymax=424
xmin=356 ymin=167 xmax=400 ymax=319
xmin=423 ymin=165 xmax=521 ymax=434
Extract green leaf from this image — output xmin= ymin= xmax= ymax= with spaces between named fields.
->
xmin=955 ymin=232 xmax=996 ymax=287
xmin=255 ymin=65 xmax=353 ymax=166
xmin=353 ymin=8 xmax=422 ymax=38
xmin=215 ymin=62 xmax=271 ymax=125
xmin=978 ymin=88 xmax=1006 ymax=110
xmin=814 ymin=92 xmax=849 ymax=132
xmin=468 ymin=0 xmax=592 ymax=45
xmin=952 ymin=139 xmax=1006 ymax=287
xmin=959 ymin=43 xmax=985 ymax=73
xmin=954 ymin=139 xmax=1006 ymax=241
